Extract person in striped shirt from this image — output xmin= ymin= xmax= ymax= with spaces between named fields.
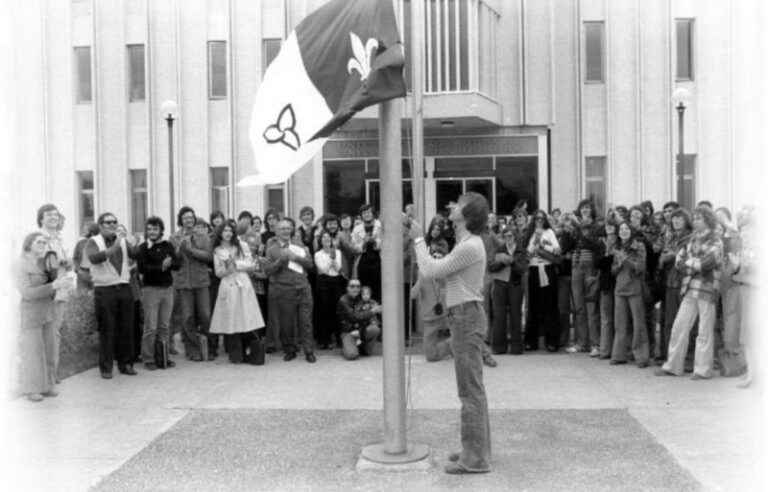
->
xmin=409 ymin=192 xmax=492 ymax=475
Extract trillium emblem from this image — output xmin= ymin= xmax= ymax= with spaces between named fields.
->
xmin=347 ymin=32 xmax=379 ymax=82
xmin=263 ymin=104 xmax=301 ymax=151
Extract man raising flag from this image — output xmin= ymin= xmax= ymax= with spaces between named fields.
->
xmin=240 ymin=0 xmax=406 ymax=186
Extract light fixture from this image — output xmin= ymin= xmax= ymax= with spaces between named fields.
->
xmin=160 ymin=99 xmax=178 ymax=120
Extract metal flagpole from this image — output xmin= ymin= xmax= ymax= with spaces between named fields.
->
xmin=411 ymin=0 xmax=425 ymax=227
xmin=409 ymin=0 xmax=426 ymax=340
xmin=359 ymin=39 xmax=428 ymax=467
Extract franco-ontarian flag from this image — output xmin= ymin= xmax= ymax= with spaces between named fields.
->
xmin=239 ymin=0 xmax=406 ymax=186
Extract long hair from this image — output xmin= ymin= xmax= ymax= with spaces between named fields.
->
xmin=212 ymin=219 xmax=244 ymax=258
xmin=524 ymin=209 xmax=552 ymax=245
xmin=616 ymin=223 xmax=641 ymax=250
xmin=263 ymin=208 xmax=279 ymax=232
xmin=426 ymin=216 xmax=446 ymax=247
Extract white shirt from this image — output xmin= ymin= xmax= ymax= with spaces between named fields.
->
xmin=527 ymin=228 xmax=560 ymax=266
xmin=314 ymin=249 xmax=342 ymax=276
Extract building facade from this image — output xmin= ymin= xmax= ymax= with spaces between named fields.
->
xmin=10 ymin=0 xmax=766 ymax=248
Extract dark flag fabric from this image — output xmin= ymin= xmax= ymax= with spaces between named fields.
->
xmin=240 ymin=0 xmax=406 ymax=186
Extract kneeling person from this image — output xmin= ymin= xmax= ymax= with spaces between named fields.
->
xmin=337 ymin=280 xmax=380 ymax=360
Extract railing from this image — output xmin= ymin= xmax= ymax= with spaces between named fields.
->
xmin=396 ymin=0 xmax=500 ymax=98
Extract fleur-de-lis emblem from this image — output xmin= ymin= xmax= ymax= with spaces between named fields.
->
xmin=347 ymin=32 xmax=379 ymax=82
xmin=263 ymin=104 xmax=301 ymax=151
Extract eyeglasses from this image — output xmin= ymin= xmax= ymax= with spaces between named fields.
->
xmin=348 ymin=283 xmax=361 ymax=288
xmin=101 ymin=220 xmax=117 ymax=225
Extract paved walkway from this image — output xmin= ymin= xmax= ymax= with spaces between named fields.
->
xmin=2 ymin=350 xmax=764 ymax=491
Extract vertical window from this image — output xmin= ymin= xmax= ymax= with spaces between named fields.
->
xmin=210 ymin=167 xmax=230 ymax=217
xmin=130 ymin=170 xmax=148 ymax=234
xmin=208 ymin=41 xmax=227 ymax=99
xmin=324 ymin=161 xmax=365 ymax=215
xmin=74 ymin=46 xmax=92 ymax=103
xmin=77 ymin=171 xmax=95 ymax=230
xmin=127 ymin=44 xmax=145 ymax=102
xmin=495 ymin=156 xmax=538 ymax=215
xmin=584 ymin=22 xmax=604 ymax=83
xmin=676 ymin=154 xmax=696 ymax=211
xmin=676 ymin=19 xmax=694 ymax=81
xmin=262 ymin=38 xmax=282 ymax=74
xmin=584 ymin=156 xmax=607 ymax=216
xmin=266 ymin=185 xmax=286 ymax=216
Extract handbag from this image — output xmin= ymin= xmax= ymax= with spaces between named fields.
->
xmin=248 ymin=336 xmax=266 ymax=365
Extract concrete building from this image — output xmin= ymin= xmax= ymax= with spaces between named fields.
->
xmin=8 ymin=0 xmax=767 ymax=249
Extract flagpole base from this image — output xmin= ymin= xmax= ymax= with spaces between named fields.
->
xmin=358 ymin=443 xmax=430 ymax=469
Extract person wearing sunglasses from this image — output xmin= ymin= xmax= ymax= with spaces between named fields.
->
xmin=85 ymin=212 xmax=140 ymax=379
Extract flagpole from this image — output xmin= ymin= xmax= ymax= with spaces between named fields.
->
xmin=411 ymin=0 xmax=425 ymax=228
xmin=359 ymin=78 xmax=428 ymax=468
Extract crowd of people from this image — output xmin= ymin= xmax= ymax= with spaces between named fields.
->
xmin=13 ymin=196 xmax=757 ymax=402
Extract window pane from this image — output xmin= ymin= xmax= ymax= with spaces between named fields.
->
xmin=430 ymin=0 xmax=439 ymax=92
xmin=127 ymin=44 xmax=145 ymax=102
xmin=365 ymin=159 xmax=412 ymax=179
xmin=466 ymin=179 xmax=492 ymax=207
xmin=78 ymin=169 xmax=94 ymax=190
xmin=434 ymin=157 xmax=493 ymax=177
xmin=267 ymin=187 xmax=285 ymax=215
xmin=75 ymin=46 xmax=92 ymax=103
xmin=496 ymin=156 xmax=538 ymax=215
xmin=584 ymin=22 xmax=604 ymax=82
xmin=324 ymin=160 xmax=365 ymax=215
xmin=77 ymin=171 xmax=95 ymax=231
xmin=367 ymin=179 xmax=412 ymax=213
xmin=262 ymin=38 xmax=282 ymax=74
xmin=208 ymin=41 xmax=227 ymax=98
xmin=676 ymin=20 xmax=693 ymax=80
xmin=676 ymin=154 xmax=696 ymax=211
xmin=211 ymin=167 xmax=229 ymax=187
xmin=435 ymin=180 xmax=463 ymax=216
xmin=210 ymin=167 xmax=229 ymax=216
xmin=459 ymin=0 xmax=469 ymax=90
xmin=448 ymin=0 xmax=456 ymax=91
xmin=585 ymin=156 xmax=605 ymax=178
xmin=403 ymin=0 xmax=412 ymax=91
xmin=130 ymin=170 xmax=147 ymax=234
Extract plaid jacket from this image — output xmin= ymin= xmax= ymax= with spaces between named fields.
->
xmin=676 ymin=230 xmax=723 ymax=303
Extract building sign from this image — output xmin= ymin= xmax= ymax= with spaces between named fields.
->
xmin=323 ymin=135 xmax=538 ymax=159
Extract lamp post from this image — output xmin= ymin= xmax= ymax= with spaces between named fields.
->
xmin=160 ymin=100 xmax=178 ymax=233
xmin=671 ymin=88 xmax=691 ymax=207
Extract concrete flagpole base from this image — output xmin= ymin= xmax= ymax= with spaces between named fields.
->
xmin=356 ymin=443 xmax=431 ymax=471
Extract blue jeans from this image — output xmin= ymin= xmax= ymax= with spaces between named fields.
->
xmin=447 ymin=301 xmax=491 ymax=472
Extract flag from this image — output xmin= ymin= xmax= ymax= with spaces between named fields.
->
xmin=239 ymin=0 xmax=406 ymax=186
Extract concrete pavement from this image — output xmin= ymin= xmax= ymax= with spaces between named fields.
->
xmin=2 ymin=349 xmax=764 ymax=491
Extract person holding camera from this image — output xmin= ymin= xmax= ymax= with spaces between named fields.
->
xmin=409 ymin=192 xmax=492 ymax=475
xmin=86 ymin=212 xmax=139 ymax=378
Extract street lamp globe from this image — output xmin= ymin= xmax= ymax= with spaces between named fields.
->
xmin=160 ymin=100 xmax=178 ymax=120
xmin=671 ymin=87 xmax=692 ymax=108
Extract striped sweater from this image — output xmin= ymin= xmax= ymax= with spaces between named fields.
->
xmin=415 ymin=232 xmax=486 ymax=308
